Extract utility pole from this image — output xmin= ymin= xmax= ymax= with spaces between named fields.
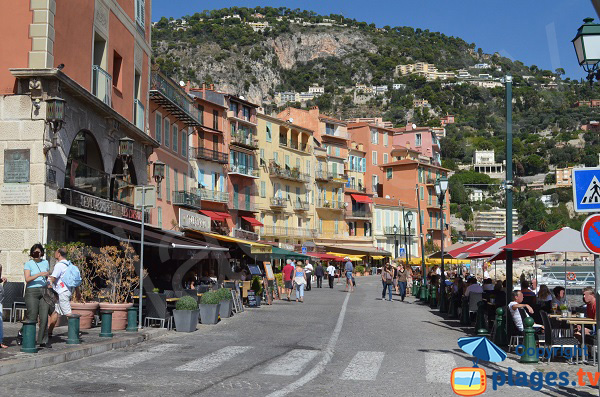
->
xmin=416 ymin=184 xmax=426 ymax=288
xmin=504 ymin=75 xmax=514 ymax=335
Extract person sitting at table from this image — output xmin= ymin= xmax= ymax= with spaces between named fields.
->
xmin=575 ymin=287 xmax=596 ymax=344
xmin=551 ymin=286 xmax=567 ymax=308
xmin=494 ymin=280 xmax=503 ymax=292
xmin=482 ymin=278 xmax=494 ymax=292
xmin=464 ymin=277 xmax=483 ymax=297
xmin=536 ymin=284 xmax=552 ymax=312
xmin=509 ymin=291 xmax=543 ymax=334
xmin=520 ymin=280 xmax=536 ymax=297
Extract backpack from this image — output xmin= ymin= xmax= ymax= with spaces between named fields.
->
xmin=62 ymin=260 xmax=82 ymax=289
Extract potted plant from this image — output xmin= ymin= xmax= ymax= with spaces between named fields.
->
xmin=559 ymin=304 xmax=569 ymax=317
xmin=199 ymin=290 xmax=221 ymax=325
xmin=355 ymin=265 xmax=365 ymax=277
xmin=92 ymin=242 xmax=142 ymax=331
xmin=173 ymin=296 xmax=199 ymax=332
xmin=251 ymin=276 xmax=263 ymax=307
xmin=217 ymin=288 xmax=233 ymax=318
xmin=274 ymin=273 xmax=284 ymax=297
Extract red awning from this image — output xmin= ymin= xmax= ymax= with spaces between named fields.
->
xmin=241 ymin=216 xmax=263 ymax=227
xmin=351 ymin=194 xmax=372 ymax=204
xmin=309 ymin=252 xmax=344 ymax=261
xmin=213 ymin=211 xmax=232 ymax=219
xmin=199 ymin=210 xmax=224 ymax=221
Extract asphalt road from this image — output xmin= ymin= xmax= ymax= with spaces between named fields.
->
xmin=0 ymin=276 xmax=597 ymax=397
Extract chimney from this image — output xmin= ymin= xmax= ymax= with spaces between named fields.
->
xmin=209 ymin=84 xmax=215 ymax=91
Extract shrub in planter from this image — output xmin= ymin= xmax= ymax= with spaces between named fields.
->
xmin=274 ymin=273 xmax=284 ymax=296
xmin=173 ymin=296 xmax=199 ymax=332
xmin=199 ymin=290 xmax=221 ymax=325
xmin=355 ymin=265 xmax=365 ymax=276
xmin=216 ymin=288 xmax=233 ymax=318
xmin=251 ymin=276 xmax=263 ymax=307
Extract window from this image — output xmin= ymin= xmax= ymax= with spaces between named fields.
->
xmin=386 ymin=168 xmax=393 ymax=180
xmin=266 ymin=122 xmax=272 ymax=142
xmin=157 ymin=207 xmax=162 ymax=229
xmin=260 ymin=149 xmax=265 ymax=163
xmin=242 ymin=106 xmax=250 ymax=121
xmin=230 ymin=102 xmax=238 ymax=116
xmin=372 ymin=151 xmax=377 ymax=165
xmin=166 ymin=165 xmax=171 ymax=202
xmin=420 ymin=210 xmax=424 ymax=225
xmin=428 ymin=188 xmax=432 ymax=205
xmin=285 ymin=155 xmax=290 ymax=168
xmin=326 ymin=123 xmax=335 ymax=135
xmin=172 ymin=125 xmax=178 ymax=153
xmin=420 ymin=186 xmax=424 ymax=200
xmin=274 ymin=152 xmax=279 ymax=164
xmin=198 ymin=169 xmax=204 ymax=188
xmin=383 ymin=132 xmax=388 ymax=147
xmin=416 ymin=133 xmax=422 ymax=147
xmin=181 ymin=128 xmax=187 ymax=156
xmin=334 ymin=219 xmax=339 ymax=234
xmin=260 ymin=181 xmax=266 ymax=198
xmin=319 ymin=219 xmax=323 ymax=233
xmin=306 ymin=160 xmax=310 ymax=176
xmin=429 ymin=211 xmax=433 ymax=228
xmin=335 ymin=147 xmax=340 ymax=157
xmin=183 ymin=172 xmax=187 ymax=192
xmin=135 ymin=0 xmax=145 ymax=28
xmin=371 ymin=129 xmax=379 ymax=144
xmin=418 ymin=168 xmax=423 ymax=183
xmin=112 ymin=51 xmax=123 ymax=92
xmin=164 ymin=119 xmax=170 ymax=147
xmin=361 ymin=158 xmax=366 ymax=172
xmin=198 ymin=105 xmax=204 ymax=125
xmin=174 ymin=169 xmax=178 ymax=192
xmin=372 ymin=175 xmax=378 ymax=193
xmin=383 ymin=153 xmax=388 ymax=164
xmin=155 ymin=113 xmax=162 ymax=144
xmin=213 ymin=110 xmax=219 ymax=130
xmin=156 ymin=175 xmax=162 ymax=199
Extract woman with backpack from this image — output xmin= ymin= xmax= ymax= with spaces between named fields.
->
xmin=381 ymin=265 xmax=394 ymax=301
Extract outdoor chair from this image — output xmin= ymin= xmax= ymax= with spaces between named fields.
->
xmin=2 ymin=282 xmax=24 ymax=322
xmin=507 ymin=310 xmax=523 ymax=353
xmin=196 ymin=285 xmax=210 ymax=293
xmin=164 ymin=290 xmax=175 ymax=299
xmin=12 ymin=297 xmax=26 ymax=322
xmin=540 ymin=310 xmax=581 ymax=364
xmin=143 ymin=292 xmax=172 ymax=330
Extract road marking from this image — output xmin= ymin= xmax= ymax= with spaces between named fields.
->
xmin=425 ymin=353 xmax=456 ymax=383
xmin=340 ymin=351 xmax=385 ymax=380
xmin=266 ymin=292 xmax=351 ymax=397
xmin=96 ymin=344 xmax=181 ymax=368
xmin=175 ymin=346 xmax=253 ymax=372
xmin=261 ymin=349 xmax=319 ymax=376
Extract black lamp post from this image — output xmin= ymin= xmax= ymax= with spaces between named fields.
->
xmin=153 ymin=160 xmax=165 ymax=184
xmin=435 ymin=176 xmax=449 ymax=313
xmin=573 ymin=18 xmax=600 ymax=84
xmin=405 ymin=211 xmax=414 ymax=263
xmin=393 ymin=224 xmax=398 ymax=260
xmin=118 ymin=137 xmax=134 ymax=176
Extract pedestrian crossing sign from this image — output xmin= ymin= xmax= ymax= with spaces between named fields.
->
xmin=573 ymin=168 xmax=600 ymax=212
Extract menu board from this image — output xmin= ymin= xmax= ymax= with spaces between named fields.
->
xmin=247 ymin=290 xmax=257 ymax=307
xmin=263 ymin=263 xmax=274 ymax=280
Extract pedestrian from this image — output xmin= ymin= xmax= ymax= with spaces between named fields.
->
xmin=22 ymin=243 xmax=51 ymax=347
xmin=407 ymin=266 xmax=413 ymax=296
xmin=48 ymin=247 xmax=77 ymax=337
xmin=392 ymin=263 xmax=399 ymax=294
xmin=397 ymin=263 xmax=408 ymax=302
xmin=344 ymin=257 xmax=354 ymax=292
xmin=315 ymin=262 xmax=324 ymax=288
xmin=294 ymin=263 xmax=307 ymax=302
xmin=282 ymin=259 xmax=295 ymax=301
xmin=304 ymin=260 xmax=313 ymax=291
xmin=326 ymin=262 xmax=336 ymax=289
xmin=381 ymin=264 xmax=393 ymax=301
xmin=0 ymin=262 xmax=7 ymax=348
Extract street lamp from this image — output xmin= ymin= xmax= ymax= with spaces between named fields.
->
xmin=405 ymin=211 xmax=414 ymax=263
xmin=435 ymin=176 xmax=449 ymax=313
xmin=573 ymin=18 xmax=600 ymax=84
xmin=153 ymin=160 xmax=165 ymax=184
xmin=118 ymin=137 xmax=134 ymax=176
xmin=393 ymin=224 xmax=398 ymax=260
xmin=46 ymin=96 xmax=66 ymax=134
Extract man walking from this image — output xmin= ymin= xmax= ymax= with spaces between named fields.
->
xmin=304 ymin=261 xmax=313 ymax=291
xmin=315 ymin=262 xmax=324 ymax=288
xmin=344 ymin=257 xmax=354 ymax=293
xmin=282 ymin=259 xmax=295 ymax=301
xmin=326 ymin=262 xmax=336 ymax=289
xmin=48 ymin=248 xmax=76 ymax=339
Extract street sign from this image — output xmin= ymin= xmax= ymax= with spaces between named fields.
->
xmin=581 ymin=214 xmax=600 ymax=254
xmin=302 ymin=246 xmax=307 ymax=255
xmin=134 ymin=185 xmax=156 ymax=209
xmin=398 ymin=247 xmax=406 ymax=257
xmin=573 ymin=168 xmax=600 ymax=212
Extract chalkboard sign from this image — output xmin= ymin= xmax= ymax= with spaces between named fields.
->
xmin=248 ymin=265 xmax=262 ymax=276
xmin=247 ymin=290 xmax=257 ymax=307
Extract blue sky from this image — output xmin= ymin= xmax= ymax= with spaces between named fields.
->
xmin=152 ymin=0 xmax=597 ymax=79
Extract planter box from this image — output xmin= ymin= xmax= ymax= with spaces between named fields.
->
xmin=99 ymin=302 xmax=133 ymax=331
xmin=199 ymin=303 xmax=220 ymax=325
xmin=173 ymin=309 xmax=199 ymax=332
xmin=219 ymin=300 xmax=233 ymax=318
xmin=71 ymin=302 xmax=99 ymax=329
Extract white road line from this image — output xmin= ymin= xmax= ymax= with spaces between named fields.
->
xmin=96 ymin=344 xmax=181 ymax=368
xmin=425 ymin=352 xmax=456 ymax=383
xmin=175 ymin=346 xmax=253 ymax=372
xmin=340 ymin=351 xmax=385 ymax=380
xmin=261 ymin=349 xmax=319 ymax=376
xmin=266 ymin=292 xmax=351 ymax=397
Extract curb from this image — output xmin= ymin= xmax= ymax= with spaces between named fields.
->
xmin=0 ymin=328 xmax=169 ymax=377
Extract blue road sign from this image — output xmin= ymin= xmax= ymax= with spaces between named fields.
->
xmin=398 ymin=247 xmax=406 ymax=257
xmin=573 ymin=167 xmax=600 ymax=212
xmin=302 ymin=246 xmax=307 ymax=255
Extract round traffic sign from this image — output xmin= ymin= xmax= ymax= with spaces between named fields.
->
xmin=581 ymin=214 xmax=600 ymax=254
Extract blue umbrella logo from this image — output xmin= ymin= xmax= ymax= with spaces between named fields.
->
xmin=458 ymin=336 xmax=507 ymax=367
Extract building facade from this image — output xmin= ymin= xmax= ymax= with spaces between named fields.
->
xmin=473 ymin=209 xmax=519 ymax=237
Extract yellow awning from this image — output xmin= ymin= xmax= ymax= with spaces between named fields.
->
xmin=347 ymin=256 xmax=364 ymax=261
xmin=327 ymin=252 xmax=365 ymax=258
xmin=372 ymin=255 xmax=385 ymax=259
xmin=198 ymin=231 xmax=269 ymax=247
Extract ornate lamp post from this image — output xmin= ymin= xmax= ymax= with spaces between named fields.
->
xmin=153 ymin=160 xmax=165 ymax=184
xmin=43 ymin=96 xmax=66 ymax=154
xmin=435 ymin=177 xmax=449 ymax=313
xmin=118 ymin=137 xmax=134 ymax=176
xmin=393 ymin=224 xmax=399 ymax=261
xmin=573 ymin=18 xmax=600 ymax=84
xmin=405 ymin=211 xmax=414 ymax=263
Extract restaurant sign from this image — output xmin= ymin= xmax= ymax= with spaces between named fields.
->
xmin=179 ymin=209 xmax=210 ymax=232
xmin=251 ymin=245 xmax=273 ymax=254
xmin=61 ymin=188 xmax=144 ymax=221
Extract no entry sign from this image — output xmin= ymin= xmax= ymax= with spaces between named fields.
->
xmin=581 ymin=214 xmax=600 ymax=254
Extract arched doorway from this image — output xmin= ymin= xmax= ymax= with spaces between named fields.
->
xmin=65 ymin=130 xmax=109 ymax=198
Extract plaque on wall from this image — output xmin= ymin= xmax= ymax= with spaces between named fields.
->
xmin=1 ymin=183 xmax=31 ymax=204
xmin=4 ymin=149 xmax=30 ymax=183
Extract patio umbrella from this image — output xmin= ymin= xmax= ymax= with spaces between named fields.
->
xmin=458 ymin=336 xmax=507 ymax=367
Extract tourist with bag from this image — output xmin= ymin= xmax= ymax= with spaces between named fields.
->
xmin=48 ymin=247 xmax=81 ymax=337
xmin=381 ymin=264 xmax=394 ymax=301
xmin=397 ymin=263 xmax=408 ymax=302
xmin=294 ymin=264 xmax=307 ymax=303
xmin=22 ymin=243 xmax=51 ymax=347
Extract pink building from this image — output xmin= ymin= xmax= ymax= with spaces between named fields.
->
xmin=392 ymin=125 xmax=441 ymax=166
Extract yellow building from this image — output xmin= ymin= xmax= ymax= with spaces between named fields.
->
xmin=255 ymin=113 xmax=316 ymax=246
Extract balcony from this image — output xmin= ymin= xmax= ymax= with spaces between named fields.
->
xmin=231 ymin=132 xmax=259 ymax=149
xmin=268 ymin=164 xmax=310 ymax=183
xmin=294 ymin=200 xmax=310 ymax=211
xmin=345 ymin=208 xmax=372 ymax=219
xmin=323 ymin=130 xmax=350 ymax=140
xmin=172 ymin=191 xmax=202 ymax=210
xmin=190 ymin=147 xmax=228 ymax=164
xmin=134 ymin=99 xmax=145 ymax=131
xmin=316 ymin=199 xmax=345 ymax=210
xmin=261 ymin=225 xmax=317 ymax=238
xmin=92 ymin=65 xmax=112 ymax=107
xmin=233 ymin=228 xmax=259 ymax=241
xmin=231 ymin=200 xmax=258 ymax=212
xmin=149 ymin=71 xmax=201 ymax=126
xmin=270 ymin=197 xmax=287 ymax=208
xmin=426 ymin=177 xmax=436 ymax=185
xmin=315 ymin=170 xmax=346 ymax=183
xmin=228 ymin=165 xmax=260 ymax=179
xmin=346 ymin=184 xmax=367 ymax=193
xmin=383 ymin=226 xmax=416 ymax=236
xmin=196 ymin=188 xmax=228 ymax=203
xmin=227 ymin=110 xmax=257 ymax=126
xmin=280 ymin=139 xmax=312 ymax=154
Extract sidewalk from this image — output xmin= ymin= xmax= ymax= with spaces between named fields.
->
xmin=0 ymin=321 xmax=168 ymax=376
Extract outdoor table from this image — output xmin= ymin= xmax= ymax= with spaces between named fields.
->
xmin=131 ymin=295 xmax=147 ymax=299
xmin=166 ymin=297 xmax=179 ymax=303
xmin=566 ymin=318 xmax=597 ymax=362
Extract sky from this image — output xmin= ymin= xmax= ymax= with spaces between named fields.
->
xmin=151 ymin=0 xmax=598 ymax=79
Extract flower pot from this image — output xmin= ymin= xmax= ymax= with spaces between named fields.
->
xmin=363 ymin=272 xmax=369 ymax=276
xmin=199 ymin=303 xmax=220 ymax=325
xmin=98 ymin=302 xmax=133 ymax=331
xmin=219 ymin=300 xmax=233 ymax=318
xmin=173 ymin=309 xmax=199 ymax=332
xmin=71 ymin=302 xmax=100 ymax=329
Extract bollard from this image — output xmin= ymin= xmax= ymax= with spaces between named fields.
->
xmin=460 ymin=297 xmax=470 ymax=326
xmin=126 ymin=307 xmax=138 ymax=332
xmin=420 ymin=283 xmax=428 ymax=301
xmin=20 ymin=321 xmax=38 ymax=353
xmin=493 ymin=307 xmax=508 ymax=347
xmin=429 ymin=286 xmax=437 ymax=309
xmin=520 ymin=317 xmax=538 ymax=364
xmin=67 ymin=314 xmax=81 ymax=345
xmin=99 ymin=310 xmax=114 ymax=338
xmin=448 ymin=295 xmax=456 ymax=318
xmin=476 ymin=301 xmax=489 ymax=335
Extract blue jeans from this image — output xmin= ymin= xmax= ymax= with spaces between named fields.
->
xmin=295 ymin=283 xmax=305 ymax=300
xmin=382 ymin=282 xmax=392 ymax=300
xmin=398 ymin=281 xmax=407 ymax=299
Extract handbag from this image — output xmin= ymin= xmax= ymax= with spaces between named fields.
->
xmin=385 ymin=272 xmax=393 ymax=285
xmin=34 ymin=262 xmax=57 ymax=306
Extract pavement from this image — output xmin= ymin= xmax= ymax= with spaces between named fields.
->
xmin=0 ymin=275 xmax=598 ymax=396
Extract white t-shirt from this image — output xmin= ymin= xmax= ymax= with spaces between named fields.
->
xmin=435 ymin=268 xmax=441 ymax=275
xmin=508 ymin=301 xmax=525 ymax=332
xmin=51 ymin=260 xmax=70 ymax=294
xmin=305 ymin=264 xmax=314 ymax=273
xmin=483 ymin=270 xmax=490 ymax=279
xmin=326 ymin=265 xmax=336 ymax=276
xmin=465 ymin=284 xmax=484 ymax=297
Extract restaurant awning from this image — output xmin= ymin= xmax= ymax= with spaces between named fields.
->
xmin=194 ymin=231 xmax=269 ymax=247
xmin=241 ymin=216 xmax=263 ymax=227
xmin=351 ymin=194 xmax=373 ymax=204
xmin=308 ymin=252 xmax=344 ymax=261
xmin=253 ymin=247 xmax=310 ymax=260
xmin=199 ymin=210 xmax=224 ymax=220
xmin=321 ymin=244 xmax=392 ymax=257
